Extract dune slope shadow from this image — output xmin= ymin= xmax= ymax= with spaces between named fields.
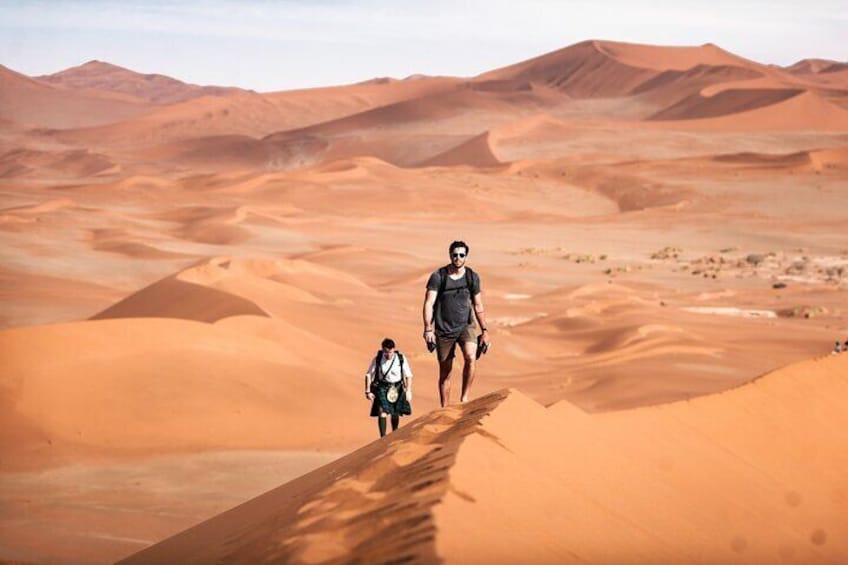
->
xmin=92 ymin=275 xmax=268 ymax=323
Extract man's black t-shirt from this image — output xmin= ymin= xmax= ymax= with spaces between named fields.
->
xmin=426 ymin=267 xmax=481 ymax=338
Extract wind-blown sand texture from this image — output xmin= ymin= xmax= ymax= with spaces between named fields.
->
xmin=121 ymin=355 xmax=847 ymax=564
xmin=1 ymin=40 xmax=847 ymax=563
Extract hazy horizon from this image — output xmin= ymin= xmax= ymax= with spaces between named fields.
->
xmin=1 ymin=0 xmax=846 ymax=92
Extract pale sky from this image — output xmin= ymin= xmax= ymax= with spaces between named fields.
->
xmin=1 ymin=0 xmax=845 ymax=92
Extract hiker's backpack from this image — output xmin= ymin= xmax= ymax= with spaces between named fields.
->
xmin=434 ymin=266 xmax=478 ymax=324
xmin=374 ymin=350 xmax=405 ymax=383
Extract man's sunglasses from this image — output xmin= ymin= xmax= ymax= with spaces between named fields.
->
xmin=451 ymin=253 xmax=466 ymax=258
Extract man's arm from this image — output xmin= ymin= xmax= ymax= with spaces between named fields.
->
xmin=422 ymin=289 xmax=437 ymax=344
xmin=473 ymin=291 xmax=490 ymax=344
xmin=403 ymin=360 xmax=412 ymax=399
xmin=364 ymin=361 xmax=375 ymax=399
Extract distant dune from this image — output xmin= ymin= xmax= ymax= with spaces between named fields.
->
xmin=53 ymin=77 xmax=463 ymax=148
xmin=0 ymin=147 xmax=117 ymax=178
xmin=37 ymin=60 xmax=246 ymax=104
xmin=476 ymin=40 xmax=769 ymax=99
xmin=652 ymin=90 xmax=848 ymax=130
xmin=650 ymin=88 xmax=804 ymax=120
xmin=0 ymin=64 xmax=153 ymax=128
xmin=420 ymin=131 xmax=502 ymax=167
xmin=785 ymin=58 xmax=848 ymax=76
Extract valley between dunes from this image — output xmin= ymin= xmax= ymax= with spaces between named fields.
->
xmin=1 ymin=39 xmax=847 ymax=563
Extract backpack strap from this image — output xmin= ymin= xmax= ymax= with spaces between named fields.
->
xmin=438 ymin=266 xmax=476 ymax=295
xmin=397 ymin=352 xmax=405 ymax=376
xmin=435 ymin=266 xmax=477 ymax=326
xmin=465 ymin=267 xmax=477 ymax=296
xmin=437 ymin=266 xmax=449 ymax=296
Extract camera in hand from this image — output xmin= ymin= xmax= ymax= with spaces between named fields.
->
xmin=427 ymin=341 xmax=436 ymax=353
xmin=476 ymin=334 xmax=489 ymax=360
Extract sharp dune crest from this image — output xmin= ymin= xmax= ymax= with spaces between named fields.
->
xmin=90 ymin=255 xmax=380 ymax=323
xmin=419 ymin=131 xmax=503 ymax=167
xmin=121 ymin=355 xmax=848 ymax=564
xmin=651 ymin=89 xmax=848 ymax=129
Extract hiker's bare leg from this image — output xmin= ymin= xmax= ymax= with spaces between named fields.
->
xmin=439 ymin=356 xmax=454 ymax=407
xmin=460 ymin=340 xmax=477 ymax=403
xmin=378 ymin=412 xmax=387 ymax=437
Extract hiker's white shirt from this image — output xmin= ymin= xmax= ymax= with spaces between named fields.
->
xmin=366 ymin=354 xmax=413 ymax=384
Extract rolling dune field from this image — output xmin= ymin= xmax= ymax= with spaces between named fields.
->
xmin=1 ymin=40 xmax=846 ymax=563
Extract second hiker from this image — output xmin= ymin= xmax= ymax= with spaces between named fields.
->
xmin=365 ymin=338 xmax=413 ymax=437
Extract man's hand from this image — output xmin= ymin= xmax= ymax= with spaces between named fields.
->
xmin=365 ymin=391 xmax=374 ymax=400
xmin=480 ymin=329 xmax=491 ymax=347
xmin=423 ymin=329 xmax=436 ymax=345
xmin=406 ymin=388 xmax=413 ymax=401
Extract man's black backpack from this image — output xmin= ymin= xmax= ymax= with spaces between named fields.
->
xmin=435 ymin=265 xmax=478 ymax=298
xmin=434 ymin=266 xmax=478 ymax=325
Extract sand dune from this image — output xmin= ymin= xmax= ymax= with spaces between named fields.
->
xmin=120 ymin=354 xmax=847 ymax=563
xmin=246 ymin=85 xmax=562 ymax=168
xmin=786 ymin=58 xmax=848 ymax=75
xmin=419 ymin=131 xmax=503 ymax=167
xmin=0 ymin=146 xmax=118 ymax=178
xmin=0 ymin=197 xmax=81 ymax=230
xmin=149 ymin=205 xmax=267 ymax=245
xmin=478 ymin=40 xmax=767 ymax=100
xmin=147 ymin=133 xmax=330 ymax=170
xmin=808 ymin=146 xmax=848 ymax=170
xmin=0 ymin=63 xmax=153 ymax=128
xmin=479 ymin=40 xmax=660 ymax=98
xmin=1 ymin=197 xmax=77 ymax=216
xmin=91 ymin=256 xmax=383 ymax=325
xmin=650 ymin=87 xmax=804 ymax=120
xmin=561 ymin=164 xmax=691 ymax=211
xmin=57 ymin=77 xmax=462 ymax=147
xmin=0 ymin=317 xmax=367 ymax=471
xmin=711 ymin=146 xmax=848 ymax=172
xmin=3 ymin=39 xmax=848 ymax=564
xmin=91 ymin=269 xmax=269 ymax=322
xmin=37 ymin=60 xmax=246 ymax=104
xmin=651 ymin=89 xmax=848 ymax=129
xmin=267 ymin=86 xmax=542 ymax=138
xmin=628 ymin=64 xmax=769 ymax=114
xmin=0 ymin=266 xmax=125 ymax=328
xmin=594 ymin=40 xmax=755 ymax=71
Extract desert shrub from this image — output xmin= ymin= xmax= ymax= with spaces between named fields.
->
xmin=746 ymin=254 xmax=765 ymax=266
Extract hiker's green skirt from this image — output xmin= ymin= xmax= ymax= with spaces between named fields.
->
xmin=370 ymin=382 xmax=412 ymax=417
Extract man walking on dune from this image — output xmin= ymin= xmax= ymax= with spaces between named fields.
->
xmin=422 ymin=241 xmax=490 ymax=407
xmin=365 ymin=338 xmax=413 ymax=437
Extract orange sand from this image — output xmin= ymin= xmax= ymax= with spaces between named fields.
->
xmin=120 ymin=356 xmax=848 ymax=563
xmin=1 ymin=39 xmax=847 ymax=563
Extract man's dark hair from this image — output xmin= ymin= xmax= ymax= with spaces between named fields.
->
xmin=449 ymin=240 xmax=469 ymax=254
xmin=381 ymin=338 xmax=396 ymax=350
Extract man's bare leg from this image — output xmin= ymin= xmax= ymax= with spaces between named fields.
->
xmin=438 ymin=356 xmax=454 ymax=407
xmin=378 ymin=413 xmax=387 ymax=437
xmin=460 ymin=340 xmax=478 ymax=403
